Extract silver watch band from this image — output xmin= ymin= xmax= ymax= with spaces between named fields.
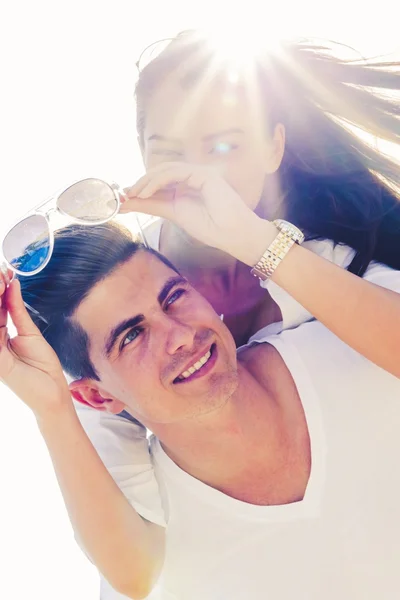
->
xmin=251 ymin=220 xmax=304 ymax=281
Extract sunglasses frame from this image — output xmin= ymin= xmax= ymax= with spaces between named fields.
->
xmin=1 ymin=178 xmax=124 ymax=278
xmin=135 ymin=30 xmax=195 ymax=73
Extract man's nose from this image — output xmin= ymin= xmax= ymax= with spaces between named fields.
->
xmin=164 ymin=315 xmax=196 ymax=356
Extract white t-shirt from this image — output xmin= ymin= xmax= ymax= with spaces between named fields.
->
xmin=73 ymin=219 xmax=400 ymax=598
xmin=149 ymin=321 xmax=400 ymax=600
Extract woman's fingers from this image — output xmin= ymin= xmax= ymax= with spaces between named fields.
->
xmin=119 ymin=189 xmax=178 ymax=220
xmin=138 ymin=168 xmax=193 ymax=199
xmin=127 ymin=163 xmax=200 ymax=198
xmin=124 ymin=163 xmax=219 ymax=209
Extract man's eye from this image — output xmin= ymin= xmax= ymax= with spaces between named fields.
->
xmin=166 ymin=289 xmax=186 ymax=308
xmin=209 ymin=141 xmax=238 ymax=155
xmin=120 ymin=327 xmax=142 ymax=350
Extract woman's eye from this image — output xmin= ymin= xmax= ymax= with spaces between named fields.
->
xmin=152 ymin=149 xmax=183 ymax=157
xmin=166 ymin=289 xmax=186 ymax=308
xmin=120 ymin=327 xmax=142 ymax=350
xmin=209 ymin=141 xmax=238 ymax=155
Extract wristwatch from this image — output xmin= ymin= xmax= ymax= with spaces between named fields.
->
xmin=251 ymin=219 xmax=305 ymax=281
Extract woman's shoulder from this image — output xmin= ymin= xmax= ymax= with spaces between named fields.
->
xmin=364 ymin=260 xmax=400 ymax=292
xmin=142 ymin=218 xmax=162 ymax=250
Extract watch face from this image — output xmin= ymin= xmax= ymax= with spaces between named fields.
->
xmin=273 ymin=220 xmax=305 ymax=243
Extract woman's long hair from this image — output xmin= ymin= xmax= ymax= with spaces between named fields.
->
xmin=135 ymin=31 xmax=400 ymax=275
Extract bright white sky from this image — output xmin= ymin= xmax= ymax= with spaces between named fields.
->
xmin=0 ymin=1 xmax=398 ymax=598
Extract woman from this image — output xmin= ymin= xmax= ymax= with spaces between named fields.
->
xmin=122 ymin=29 xmax=400 ymax=362
xmin=20 ymin=29 xmax=400 ymax=598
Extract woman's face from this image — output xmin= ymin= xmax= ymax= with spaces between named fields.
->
xmin=140 ymin=74 xmax=285 ymax=213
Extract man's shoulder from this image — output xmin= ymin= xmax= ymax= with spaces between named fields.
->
xmin=238 ymin=341 xmax=275 ymax=365
xmin=238 ymin=341 xmax=286 ymax=389
xmin=238 ymin=321 xmax=352 ymax=389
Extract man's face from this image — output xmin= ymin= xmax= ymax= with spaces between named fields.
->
xmin=73 ymin=251 xmax=238 ymax=424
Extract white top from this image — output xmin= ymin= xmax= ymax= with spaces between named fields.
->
xmin=73 ymin=219 xmax=400 ymax=598
xmin=149 ymin=320 xmax=400 ymax=600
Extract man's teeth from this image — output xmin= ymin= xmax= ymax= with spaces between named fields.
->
xmin=179 ymin=350 xmax=212 ymax=379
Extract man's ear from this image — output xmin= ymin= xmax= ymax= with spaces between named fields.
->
xmin=265 ymin=123 xmax=286 ymax=174
xmin=69 ymin=379 xmax=125 ymax=415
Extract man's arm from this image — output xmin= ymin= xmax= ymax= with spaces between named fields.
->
xmin=0 ymin=279 xmax=165 ymax=599
xmin=38 ymin=404 xmax=165 ymax=600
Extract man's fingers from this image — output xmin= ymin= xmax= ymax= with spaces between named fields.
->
xmin=5 ymin=280 xmax=41 ymax=337
xmin=0 ymin=276 xmax=5 ymax=302
xmin=0 ymin=321 xmax=9 ymax=346
xmin=0 ymin=270 xmax=10 ymax=309
xmin=0 ymin=302 xmax=8 ymax=332
xmin=0 ymin=265 xmax=12 ymax=284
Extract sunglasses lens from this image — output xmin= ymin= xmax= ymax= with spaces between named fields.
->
xmin=3 ymin=215 xmax=51 ymax=274
xmin=57 ymin=178 xmax=118 ymax=222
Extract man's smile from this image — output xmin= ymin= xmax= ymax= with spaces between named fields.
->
xmin=173 ymin=343 xmax=217 ymax=384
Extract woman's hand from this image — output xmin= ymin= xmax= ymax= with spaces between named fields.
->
xmin=0 ymin=276 xmax=72 ymax=419
xmin=121 ymin=162 xmax=276 ymax=265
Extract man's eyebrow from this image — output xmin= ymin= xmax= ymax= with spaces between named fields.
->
xmin=103 ymin=276 xmax=187 ymax=358
xmin=202 ymin=128 xmax=245 ymax=141
xmin=104 ymin=314 xmax=144 ymax=358
xmin=157 ymin=276 xmax=188 ymax=306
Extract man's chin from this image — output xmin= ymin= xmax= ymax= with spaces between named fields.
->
xmin=204 ymin=368 xmax=239 ymax=407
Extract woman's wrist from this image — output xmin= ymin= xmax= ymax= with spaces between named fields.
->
xmin=221 ymin=213 xmax=278 ymax=267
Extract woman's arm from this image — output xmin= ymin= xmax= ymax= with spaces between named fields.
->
xmin=123 ymin=161 xmax=400 ymax=378
xmin=238 ymin=217 xmax=400 ymax=378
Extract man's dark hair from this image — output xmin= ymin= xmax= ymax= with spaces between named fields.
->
xmin=19 ymin=222 xmax=179 ymax=381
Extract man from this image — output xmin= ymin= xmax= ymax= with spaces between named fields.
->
xmin=1 ymin=222 xmax=399 ymax=600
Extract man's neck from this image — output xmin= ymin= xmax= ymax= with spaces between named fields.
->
xmin=148 ymin=346 xmax=310 ymax=505
xmin=159 ymin=364 xmax=280 ymax=472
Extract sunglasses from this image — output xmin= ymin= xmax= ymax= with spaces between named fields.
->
xmin=1 ymin=177 xmax=147 ymax=281
xmin=135 ymin=30 xmax=197 ymax=73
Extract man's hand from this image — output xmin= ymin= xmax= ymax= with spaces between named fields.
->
xmin=0 ymin=275 xmax=71 ymax=418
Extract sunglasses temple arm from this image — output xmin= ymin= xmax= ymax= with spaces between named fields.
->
xmin=23 ymin=301 xmax=49 ymax=325
xmin=115 ymin=186 xmax=149 ymax=248
xmin=135 ymin=216 xmax=149 ymax=248
xmin=0 ymin=263 xmax=48 ymax=323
